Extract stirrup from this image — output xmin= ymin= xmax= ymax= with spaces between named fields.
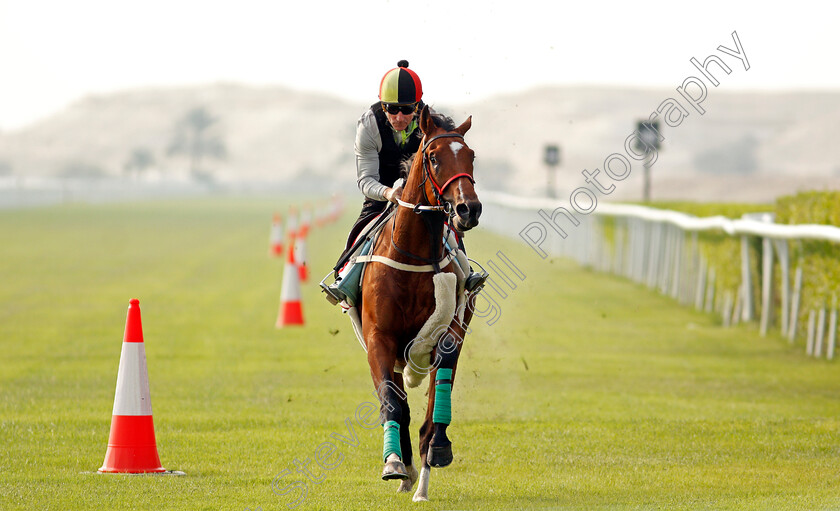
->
xmin=319 ymin=274 xmax=346 ymax=306
xmin=464 ymin=258 xmax=488 ymax=294
xmin=465 ymin=269 xmax=489 ymax=294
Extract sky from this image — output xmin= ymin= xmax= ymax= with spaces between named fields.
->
xmin=1 ymin=0 xmax=838 ymax=131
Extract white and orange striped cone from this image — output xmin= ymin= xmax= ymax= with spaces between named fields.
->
xmin=329 ymin=195 xmax=344 ymax=223
xmin=294 ymin=230 xmax=309 ymax=283
xmin=285 ymin=206 xmax=298 ymax=243
xmin=99 ymin=299 xmax=166 ymax=473
xmin=299 ymin=206 xmax=312 ymax=238
xmin=315 ymin=202 xmax=327 ymax=228
xmin=269 ymin=213 xmax=284 ymax=257
xmin=276 ymin=239 xmax=304 ymax=327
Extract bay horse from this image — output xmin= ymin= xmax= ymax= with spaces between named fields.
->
xmin=360 ymin=105 xmax=481 ymax=502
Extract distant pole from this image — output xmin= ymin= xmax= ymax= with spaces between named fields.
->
xmin=544 ymin=144 xmax=560 ymax=198
xmin=636 ymin=121 xmax=661 ymax=202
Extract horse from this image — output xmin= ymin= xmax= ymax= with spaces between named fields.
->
xmin=359 ymin=104 xmax=481 ymax=502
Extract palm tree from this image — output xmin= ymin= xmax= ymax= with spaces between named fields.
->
xmin=123 ymin=147 xmax=156 ymax=177
xmin=167 ymin=107 xmax=226 ymax=181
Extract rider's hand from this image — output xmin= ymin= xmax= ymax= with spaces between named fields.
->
xmin=384 ymin=186 xmax=403 ymax=204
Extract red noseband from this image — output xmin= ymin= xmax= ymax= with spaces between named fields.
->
xmin=433 ymin=172 xmax=475 ymax=196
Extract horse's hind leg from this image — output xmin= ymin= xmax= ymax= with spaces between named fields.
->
xmin=393 ymin=373 xmax=418 ymax=492
xmin=412 ymin=462 xmax=431 ymax=502
xmin=414 ymin=325 xmax=465 ymax=501
xmin=368 ymin=339 xmax=410 ymax=481
xmin=413 ymin=364 xmax=450 ymax=502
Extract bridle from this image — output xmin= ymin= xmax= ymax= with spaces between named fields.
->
xmin=396 ymin=133 xmax=475 ymax=215
xmin=421 ymin=133 xmax=476 ymax=207
xmin=390 ymin=131 xmax=475 ymax=271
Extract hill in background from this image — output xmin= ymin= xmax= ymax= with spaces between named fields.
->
xmin=1 ymin=83 xmax=838 ymax=202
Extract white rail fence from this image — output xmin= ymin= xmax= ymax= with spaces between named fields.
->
xmin=481 ymin=191 xmax=840 ymax=360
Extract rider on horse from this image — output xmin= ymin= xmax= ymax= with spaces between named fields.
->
xmin=323 ymin=60 xmax=487 ymax=304
xmin=320 ymin=61 xmax=484 ymax=501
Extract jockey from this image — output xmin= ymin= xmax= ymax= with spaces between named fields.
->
xmin=349 ymin=59 xmax=426 ymax=252
xmin=324 ymin=60 xmax=487 ymax=305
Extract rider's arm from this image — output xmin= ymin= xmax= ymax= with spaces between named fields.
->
xmin=355 ymin=111 xmax=390 ymax=202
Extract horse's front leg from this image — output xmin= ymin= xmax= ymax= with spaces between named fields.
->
xmin=393 ymin=373 xmax=419 ymax=493
xmin=367 ymin=333 xmax=410 ymax=481
xmin=414 ymin=321 xmax=466 ymax=502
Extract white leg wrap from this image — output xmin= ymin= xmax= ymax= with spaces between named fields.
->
xmin=412 ymin=465 xmax=430 ymax=502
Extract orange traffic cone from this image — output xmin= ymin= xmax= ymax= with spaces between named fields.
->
xmin=329 ymin=195 xmax=344 ymax=223
xmin=269 ymin=213 xmax=284 ymax=257
xmin=315 ymin=202 xmax=326 ymax=228
xmin=295 ymin=232 xmax=308 ymax=283
xmin=285 ymin=206 xmax=298 ymax=241
xmin=276 ymin=239 xmax=304 ymax=327
xmin=99 ymin=299 xmax=166 ymax=473
xmin=299 ymin=205 xmax=311 ymax=238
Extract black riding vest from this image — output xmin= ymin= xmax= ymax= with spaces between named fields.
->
xmin=370 ymin=101 xmax=424 ymax=188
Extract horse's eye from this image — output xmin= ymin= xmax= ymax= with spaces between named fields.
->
xmin=429 ymin=154 xmax=437 ymax=165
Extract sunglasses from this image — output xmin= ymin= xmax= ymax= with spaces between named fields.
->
xmin=382 ymin=103 xmax=417 ymax=115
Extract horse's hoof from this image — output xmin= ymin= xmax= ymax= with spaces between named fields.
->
xmin=428 ymin=442 xmax=453 ymax=468
xmin=397 ymin=464 xmax=418 ymax=492
xmin=412 ymin=494 xmax=429 ymax=502
xmin=381 ymin=459 xmax=409 ymax=480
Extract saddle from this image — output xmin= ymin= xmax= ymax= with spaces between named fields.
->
xmin=332 ymin=208 xmax=395 ymax=307
xmin=319 ymin=206 xmax=471 ymax=309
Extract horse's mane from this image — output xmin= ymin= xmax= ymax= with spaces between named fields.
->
xmin=399 ymin=113 xmax=457 ymax=180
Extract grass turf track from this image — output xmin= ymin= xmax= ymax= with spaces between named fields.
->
xmin=1 ymin=198 xmax=839 ymax=511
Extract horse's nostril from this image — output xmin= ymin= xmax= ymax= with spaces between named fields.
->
xmin=456 ymin=203 xmax=470 ymax=219
xmin=473 ymin=202 xmax=482 ymax=219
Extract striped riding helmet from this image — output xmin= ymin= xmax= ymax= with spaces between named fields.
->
xmin=378 ymin=60 xmax=423 ymax=105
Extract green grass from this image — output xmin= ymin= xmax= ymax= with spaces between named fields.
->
xmin=1 ymin=198 xmax=839 ymax=511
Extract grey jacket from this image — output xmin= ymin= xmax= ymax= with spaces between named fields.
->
xmin=354 ymin=107 xmax=433 ymax=201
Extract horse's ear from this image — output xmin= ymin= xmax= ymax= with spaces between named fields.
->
xmin=454 ymin=115 xmax=472 ymax=136
xmin=419 ymin=105 xmax=435 ymax=135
